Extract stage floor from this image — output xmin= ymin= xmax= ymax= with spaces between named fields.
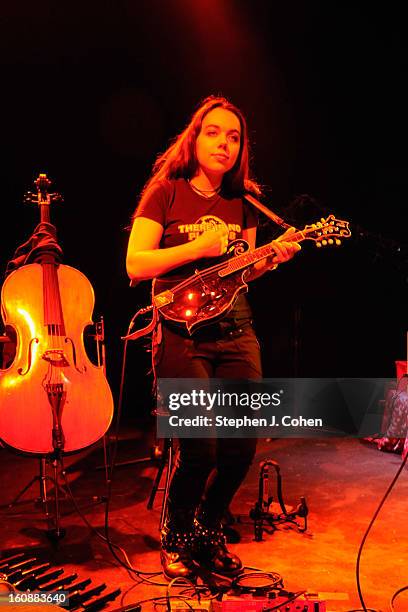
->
xmin=1 ymin=420 xmax=407 ymax=612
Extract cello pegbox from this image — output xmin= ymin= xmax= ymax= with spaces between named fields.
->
xmin=34 ymin=173 xmax=52 ymax=192
xmin=24 ymin=174 xmax=63 ymax=208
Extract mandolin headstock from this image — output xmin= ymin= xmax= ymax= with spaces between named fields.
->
xmin=302 ymin=214 xmax=351 ymax=248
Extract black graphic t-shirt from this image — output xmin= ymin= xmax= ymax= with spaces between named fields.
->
xmin=134 ymin=178 xmax=258 ymax=325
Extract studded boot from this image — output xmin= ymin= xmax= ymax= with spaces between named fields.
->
xmin=160 ymin=515 xmax=196 ymax=580
xmin=191 ymin=512 xmax=242 ymax=576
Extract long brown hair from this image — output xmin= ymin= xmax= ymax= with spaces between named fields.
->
xmin=140 ymin=96 xmax=261 ymax=202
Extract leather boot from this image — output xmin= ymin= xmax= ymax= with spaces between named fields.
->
xmin=191 ymin=514 xmax=242 ymax=576
xmin=160 ymin=520 xmax=196 ymax=580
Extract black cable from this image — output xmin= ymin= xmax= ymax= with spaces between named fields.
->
xmin=166 ymin=577 xmax=201 ymax=602
xmin=263 ymin=590 xmax=306 ymax=611
xmin=165 ymin=578 xmax=199 ymax=611
xmin=233 ymin=568 xmax=283 ymax=591
xmin=344 ymin=609 xmax=378 ymax=612
xmin=355 ymin=449 xmax=408 ymax=612
xmin=57 ymin=310 xmax=168 ymax=588
xmin=118 ymin=595 xmax=196 ymax=611
xmin=60 ymin=461 xmax=157 ymax=585
xmin=101 ymin=327 xmax=169 ymax=585
xmin=390 ymin=584 xmax=408 ymax=611
xmin=178 ymin=585 xmax=220 ymax=601
xmin=119 ymin=582 xmax=139 ymax=607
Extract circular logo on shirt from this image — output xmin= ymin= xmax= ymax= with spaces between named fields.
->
xmin=195 ymin=215 xmax=228 ymax=233
xmin=177 ymin=215 xmax=241 ymax=241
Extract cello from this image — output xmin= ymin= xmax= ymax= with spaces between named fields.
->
xmin=0 ymin=174 xmax=114 ymax=454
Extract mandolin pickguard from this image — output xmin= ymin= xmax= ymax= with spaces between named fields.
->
xmin=157 ymin=271 xmax=249 ymax=332
xmin=153 ymin=239 xmax=251 ymax=333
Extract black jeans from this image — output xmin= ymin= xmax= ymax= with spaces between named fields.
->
xmin=153 ymin=319 xmax=262 ymax=525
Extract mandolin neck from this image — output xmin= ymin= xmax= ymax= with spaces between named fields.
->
xmin=218 ymin=232 xmax=305 ymax=278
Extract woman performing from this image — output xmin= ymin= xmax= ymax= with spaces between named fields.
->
xmin=126 ymin=96 xmax=300 ymax=580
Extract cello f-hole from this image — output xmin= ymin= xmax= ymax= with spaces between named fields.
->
xmin=17 ymin=337 xmax=39 ymax=376
xmin=65 ymin=337 xmax=86 ymax=373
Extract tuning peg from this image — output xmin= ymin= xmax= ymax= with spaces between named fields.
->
xmin=316 ymin=241 xmax=322 ymax=248
xmin=322 ymin=239 xmax=327 ymax=246
xmin=321 ymin=217 xmax=325 ymax=223
xmin=335 ymin=239 xmax=341 ymax=246
xmin=23 ymin=191 xmax=36 ymax=203
xmin=49 ymin=192 xmax=64 ymax=202
xmin=328 ymin=239 xmax=334 ymax=245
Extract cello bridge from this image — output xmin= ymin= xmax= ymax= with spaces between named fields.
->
xmin=41 ymin=349 xmax=69 ymax=367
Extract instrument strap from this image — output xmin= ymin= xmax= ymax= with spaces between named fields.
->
xmin=244 ymin=193 xmax=292 ymax=230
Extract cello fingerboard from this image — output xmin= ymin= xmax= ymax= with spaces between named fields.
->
xmin=42 ymin=263 xmax=66 ymax=335
xmin=47 ymin=324 xmax=65 ymax=336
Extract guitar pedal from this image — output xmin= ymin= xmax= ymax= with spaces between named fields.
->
xmin=217 ymin=593 xmax=326 ymax=611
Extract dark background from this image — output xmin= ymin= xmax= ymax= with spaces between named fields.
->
xmin=1 ymin=1 xmax=407 ymax=414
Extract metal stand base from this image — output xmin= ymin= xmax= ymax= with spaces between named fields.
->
xmin=248 ymin=459 xmax=308 ymax=541
xmin=5 ymin=452 xmax=107 ymax=543
xmin=8 ymin=463 xmax=47 ymax=509
xmin=6 ymin=453 xmax=67 ymax=542
xmin=45 ymin=526 xmax=66 ymax=543
xmin=7 ymin=457 xmax=66 ymax=515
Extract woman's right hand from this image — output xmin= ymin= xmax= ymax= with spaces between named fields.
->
xmin=193 ymin=226 xmax=229 ymax=258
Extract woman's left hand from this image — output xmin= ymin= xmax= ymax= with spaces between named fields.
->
xmin=268 ymin=226 xmax=301 ymax=268
xmin=246 ymin=226 xmax=301 ymax=280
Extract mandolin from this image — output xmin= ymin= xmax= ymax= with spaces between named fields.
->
xmin=0 ymin=174 xmax=114 ymax=454
xmin=143 ymin=215 xmax=351 ymax=334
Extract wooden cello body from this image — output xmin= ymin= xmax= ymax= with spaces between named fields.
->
xmin=0 ymin=175 xmax=114 ymax=454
